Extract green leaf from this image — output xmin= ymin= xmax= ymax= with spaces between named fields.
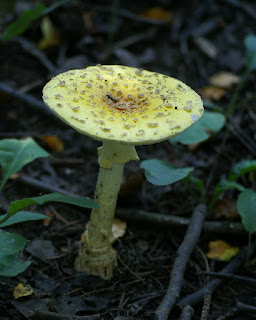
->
xmin=0 ymin=211 xmax=49 ymax=228
xmin=0 ymin=3 xmax=46 ymax=41
xmin=244 ymin=34 xmax=256 ymax=72
xmin=187 ymin=175 xmax=204 ymax=194
xmin=0 ymin=138 xmax=49 ymax=191
xmin=0 ymin=192 xmax=98 ymax=227
xmin=215 ymin=180 xmax=245 ymax=193
xmin=141 ymin=159 xmax=193 ymax=186
xmin=229 ymin=160 xmax=256 ymax=181
xmin=170 ymin=111 xmax=226 ymax=145
xmin=0 ymin=230 xmax=30 ymax=277
xmin=209 ymin=180 xmax=245 ymax=209
xmin=237 ymin=189 xmax=256 ymax=234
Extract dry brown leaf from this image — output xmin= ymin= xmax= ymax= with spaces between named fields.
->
xmin=40 ymin=135 xmax=64 ymax=152
xmin=214 ymin=198 xmax=239 ymax=220
xmin=210 ymin=71 xmax=240 ymax=89
xmin=200 ymin=86 xmax=226 ymax=101
xmin=42 ymin=207 xmax=54 ymax=227
xmin=206 ymin=240 xmax=239 ymax=262
xmin=139 ymin=7 xmax=172 ymax=22
xmin=112 ymin=218 xmax=127 ymax=241
xmin=38 ymin=16 xmax=60 ymax=49
xmin=13 ymin=283 xmax=33 ymax=299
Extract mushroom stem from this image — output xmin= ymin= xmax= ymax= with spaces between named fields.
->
xmin=75 ymin=141 xmax=139 ymax=279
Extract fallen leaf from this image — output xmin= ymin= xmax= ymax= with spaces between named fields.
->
xmin=139 ymin=7 xmax=172 ymax=23
xmin=206 ymin=240 xmax=239 ymax=262
xmin=13 ymin=283 xmax=33 ymax=299
xmin=38 ymin=16 xmax=60 ymax=49
xmin=200 ymin=86 xmax=226 ymax=101
xmin=42 ymin=207 xmax=54 ymax=227
xmin=40 ymin=135 xmax=64 ymax=152
xmin=112 ymin=218 xmax=127 ymax=241
xmin=210 ymin=71 xmax=240 ymax=89
xmin=214 ymin=198 xmax=239 ymax=220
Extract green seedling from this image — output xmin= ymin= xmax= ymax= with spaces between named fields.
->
xmin=0 ymin=0 xmax=70 ymax=41
xmin=0 ymin=138 xmax=98 ymax=277
xmin=0 ymin=192 xmax=98 ymax=277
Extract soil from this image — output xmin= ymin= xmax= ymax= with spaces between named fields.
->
xmin=1 ymin=1 xmax=256 ymax=319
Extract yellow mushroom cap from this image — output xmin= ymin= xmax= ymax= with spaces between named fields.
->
xmin=42 ymin=65 xmax=204 ymax=145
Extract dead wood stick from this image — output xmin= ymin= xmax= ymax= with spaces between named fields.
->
xmin=0 ymin=82 xmax=55 ymax=118
xmin=155 ymin=204 xmax=207 ymax=320
xmin=18 ymin=174 xmax=77 ymax=197
xmin=30 ymin=310 xmax=99 ymax=320
xmin=116 ymin=208 xmax=245 ymax=234
xmin=199 ymin=271 xmax=256 ymax=283
xmin=178 ymin=305 xmax=194 ymax=320
xmin=177 ymin=240 xmax=256 ymax=308
xmin=216 ymin=300 xmax=256 ymax=320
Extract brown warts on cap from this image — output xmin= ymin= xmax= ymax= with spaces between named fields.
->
xmin=147 ymin=122 xmax=158 ymax=128
xmin=177 ymin=84 xmax=186 ymax=92
xmin=184 ymin=101 xmax=192 ymax=112
xmin=55 ymin=94 xmax=64 ymax=100
xmin=58 ymin=80 xmax=66 ymax=87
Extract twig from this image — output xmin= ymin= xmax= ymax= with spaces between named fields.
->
xmin=116 ymin=208 xmax=245 ymax=234
xmin=0 ymin=82 xmax=55 ymax=118
xmin=200 ymin=294 xmax=211 ymax=320
xmin=216 ymin=300 xmax=256 ymax=320
xmin=13 ymin=37 xmax=57 ymax=73
xmin=18 ymin=174 xmax=77 ymax=197
xmin=29 ymin=310 xmax=99 ymax=320
xmin=199 ymin=271 xmax=256 ymax=283
xmin=93 ymin=6 xmax=169 ymax=25
xmin=177 ymin=240 xmax=256 ymax=307
xmin=116 ymin=252 xmax=143 ymax=281
xmin=155 ymin=204 xmax=207 ymax=320
xmin=178 ymin=305 xmax=194 ymax=320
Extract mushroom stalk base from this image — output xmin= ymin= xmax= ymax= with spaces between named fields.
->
xmin=75 ymin=161 xmax=124 ymax=279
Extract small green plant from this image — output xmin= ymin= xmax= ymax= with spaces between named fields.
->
xmin=0 ymin=0 xmax=70 ymax=41
xmin=0 ymin=138 xmax=98 ymax=277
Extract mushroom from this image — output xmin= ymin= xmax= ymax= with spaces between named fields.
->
xmin=42 ymin=65 xmax=204 ymax=279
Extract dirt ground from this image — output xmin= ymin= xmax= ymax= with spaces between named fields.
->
xmin=1 ymin=0 xmax=256 ymax=319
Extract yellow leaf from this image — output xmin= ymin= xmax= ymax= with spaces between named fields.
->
xmin=210 ymin=72 xmax=240 ymax=89
xmin=200 ymin=86 xmax=226 ymax=101
xmin=38 ymin=16 xmax=60 ymax=49
xmin=139 ymin=7 xmax=172 ymax=23
xmin=206 ymin=240 xmax=239 ymax=262
xmin=40 ymin=135 xmax=64 ymax=152
xmin=13 ymin=283 xmax=33 ymax=299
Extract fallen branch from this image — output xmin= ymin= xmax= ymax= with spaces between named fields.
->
xmin=155 ymin=204 xmax=207 ymax=320
xmin=199 ymin=271 xmax=256 ymax=283
xmin=116 ymin=208 xmax=245 ymax=234
xmin=0 ymin=82 xmax=55 ymax=118
xmin=30 ymin=310 xmax=99 ymax=320
xmin=178 ymin=305 xmax=194 ymax=320
xmin=177 ymin=240 xmax=256 ymax=307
